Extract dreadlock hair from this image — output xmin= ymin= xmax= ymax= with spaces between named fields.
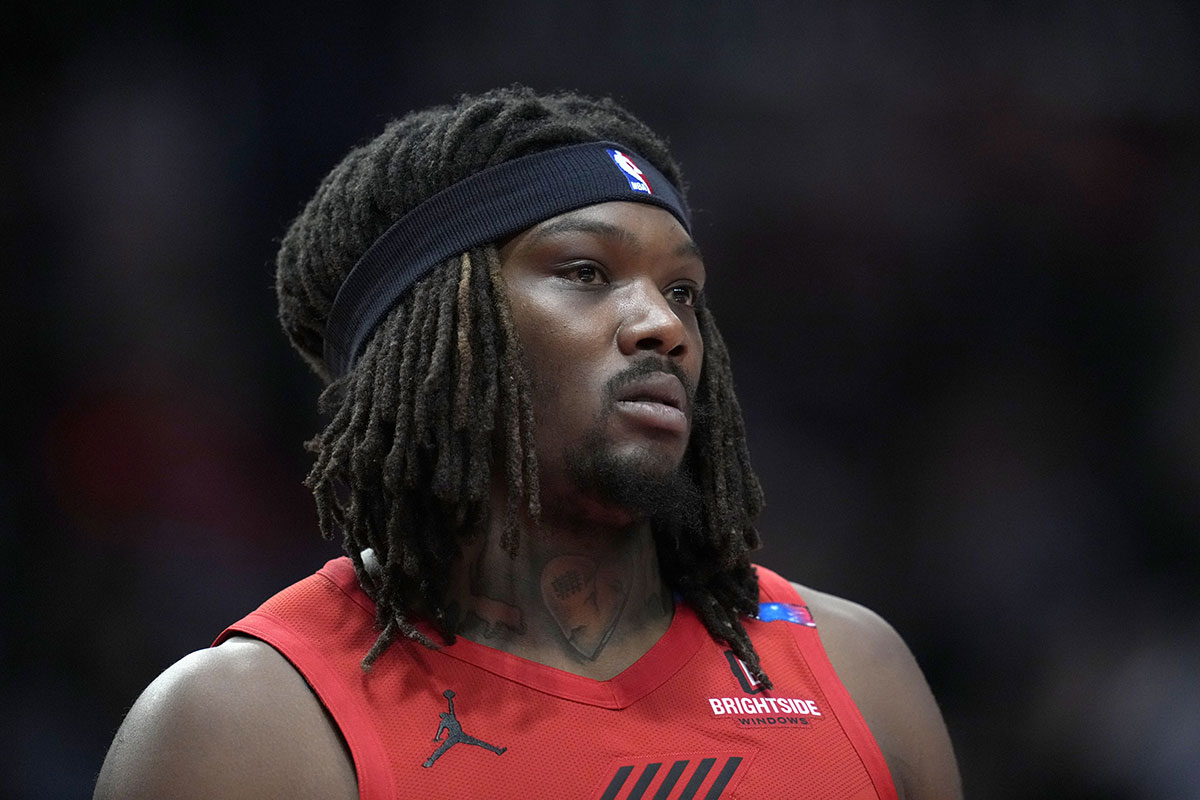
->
xmin=275 ymin=86 xmax=769 ymax=684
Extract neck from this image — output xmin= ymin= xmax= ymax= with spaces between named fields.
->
xmin=443 ymin=484 xmax=674 ymax=680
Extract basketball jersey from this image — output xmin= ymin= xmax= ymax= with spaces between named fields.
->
xmin=216 ymin=558 xmax=897 ymax=800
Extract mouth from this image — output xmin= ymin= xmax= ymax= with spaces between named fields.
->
xmin=612 ymin=372 xmax=690 ymax=434
xmin=615 ymin=372 xmax=688 ymax=412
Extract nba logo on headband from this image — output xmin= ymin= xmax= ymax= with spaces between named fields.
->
xmin=607 ymin=149 xmax=652 ymax=194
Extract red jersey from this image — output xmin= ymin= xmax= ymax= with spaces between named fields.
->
xmin=216 ymin=558 xmax=897 ymax=800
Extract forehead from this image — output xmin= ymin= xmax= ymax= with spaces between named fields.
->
xmin=499 ymin=201 xmax=702 ymax=262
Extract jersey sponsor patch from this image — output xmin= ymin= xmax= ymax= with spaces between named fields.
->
xmin=607 ymin=149 xmax=653 ymax=194
xmin=715 ymin=649 xmax=822 ymax=726
xmin=592 ymin=752 xmax=752 ymax=800
xmin=707 ymin=694 xmax=822 ymax=724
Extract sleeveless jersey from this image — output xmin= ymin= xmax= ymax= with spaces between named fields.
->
xmin=216 ymin=558 xmax=897 ymax=800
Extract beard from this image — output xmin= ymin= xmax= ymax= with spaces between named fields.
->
xmin=555 ymin=357 xmax=707 ymax=530
xmin=561 ymin=431 xmax=704 ymax=530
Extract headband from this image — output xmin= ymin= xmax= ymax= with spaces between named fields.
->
xmin=323 ymin=141 xmax=690 ymax=377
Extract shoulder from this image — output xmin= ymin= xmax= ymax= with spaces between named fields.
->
xmin=94 ymin=636 xmax=357 ymax=800
xmin=791 ymin=582 xmax=963 ymax=800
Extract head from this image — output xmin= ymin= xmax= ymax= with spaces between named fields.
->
xmin=498 ymin=200 xmax=705 ymax=528
xmin=275 ymin=86 xmax=768 ymax=682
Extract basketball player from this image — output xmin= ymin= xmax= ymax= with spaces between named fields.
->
xmin=94 ymin=87 xmax=961 ymax=799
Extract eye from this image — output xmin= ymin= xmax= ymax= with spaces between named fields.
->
xmin=665 ymin=284 xmax=701 ymax=307
xmin=560 ymin=262 xmax=609 ymax=285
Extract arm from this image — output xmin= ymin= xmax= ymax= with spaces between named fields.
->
xmin=797 ymin=583 xmax=963 ymax=800
xmin=94 ymin=637 xmax=357 ymax=800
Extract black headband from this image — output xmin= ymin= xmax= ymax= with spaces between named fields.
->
xmin=323 ymin=141 xmax=690 ymax=377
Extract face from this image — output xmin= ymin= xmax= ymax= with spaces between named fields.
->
xmin=498 ymin=201 xmax=706 ymax=516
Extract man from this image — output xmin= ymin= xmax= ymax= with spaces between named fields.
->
xmin=95 ymin=87 xmax=961 ymax=799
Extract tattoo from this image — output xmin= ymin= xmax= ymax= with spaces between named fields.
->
xmin=465 ymin=596 xmax=526 ymax=638
xmin=539 ymin=555 xmax=630 ymax=661
xmin=449 ymin=553 xmax=526 ymax=637
xmin=551 ymin=570 xmax=584 ymax=599
xmin=447 ymin=529 xmax=670 ymax=662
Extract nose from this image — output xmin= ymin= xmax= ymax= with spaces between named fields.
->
xmin=616 ymin=280 xmax=691 ymax=359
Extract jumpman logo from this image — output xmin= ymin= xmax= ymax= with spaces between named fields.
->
xmin=422 ymin=690 xmax=507 ymax=768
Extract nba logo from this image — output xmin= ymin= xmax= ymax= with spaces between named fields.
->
xmin=607 ymin=149 xmax=653 ymax=194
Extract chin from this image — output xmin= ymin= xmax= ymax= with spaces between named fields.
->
xmin=563 ymin=442 xmax=698 ymax=521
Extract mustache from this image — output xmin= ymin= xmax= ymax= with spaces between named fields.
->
xmin=604 ymin=358 xmax=699 ymax=412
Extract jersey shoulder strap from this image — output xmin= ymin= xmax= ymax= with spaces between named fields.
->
xmin=750 ymin=564 xmax=899 ymax=800
xmin=214 ymin=558 xmax=396 ymax=800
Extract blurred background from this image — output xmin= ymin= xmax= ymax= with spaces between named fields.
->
xmin=3 ymin=2 xmax=1198 ymax=797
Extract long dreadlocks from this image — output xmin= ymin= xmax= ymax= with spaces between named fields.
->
xmin=275 ymin=86 xmax=769 ymax=684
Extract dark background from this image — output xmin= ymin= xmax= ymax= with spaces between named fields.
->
xmin=3 ymin=2 xmax=1198 ymax=798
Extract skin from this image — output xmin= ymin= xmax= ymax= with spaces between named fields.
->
xmin=94 ymin=201 xmax=961 ymax=800
xmin=441 ymin=202 xmax=704 ymax=678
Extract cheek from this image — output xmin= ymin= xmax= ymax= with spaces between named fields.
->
xmin=516 ymin=318 xmax=573 ymax=377
xmin=512 ymin=318 xmax=595 ymax=407
xmin=512 ymin=297 xmax=608 ymax=372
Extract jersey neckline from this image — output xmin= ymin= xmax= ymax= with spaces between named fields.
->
xmin=320 ymin=556 xmax=708 ymax=710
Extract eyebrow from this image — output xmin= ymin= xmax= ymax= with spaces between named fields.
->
xmin=525 ymin=217 xmax=704 ymax=262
